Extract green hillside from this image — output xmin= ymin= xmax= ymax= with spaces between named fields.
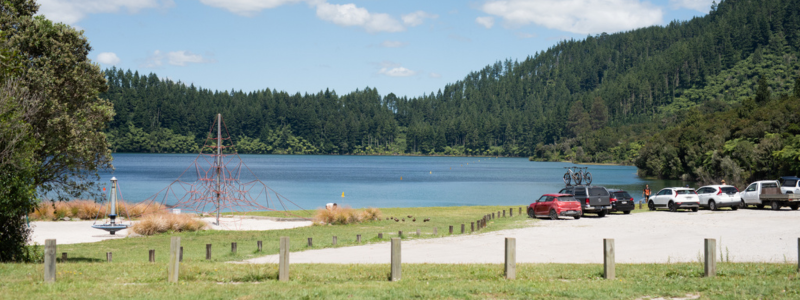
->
xmin=101 ymin=0 xmax=800 ymax=182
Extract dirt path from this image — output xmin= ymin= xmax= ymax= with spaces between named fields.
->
xmin=241 ymin=209 xmax=800 ymax=264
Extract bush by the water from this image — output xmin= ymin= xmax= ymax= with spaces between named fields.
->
xmin=314 ymin=206 xmax=382 ymax=225
xmin=130 ymin=213 xmax=208 ymax=235
xmin=29 ymin=200 xmax=164 ymax=221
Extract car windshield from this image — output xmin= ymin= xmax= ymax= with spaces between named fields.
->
xmin=613 ymin=191 xmax=631 ymax=199
xmin=721 ymin=187 xmax=738 ymax=194
xmin=574 ymin=189 xmax=587 ymax=196
xmin=676 ymin=190 xmax=695 ymax=195
xmin=589 ymin=187 xmax=608 ymax=196
xmin=557 ymin=197 xmax=577 ymax=202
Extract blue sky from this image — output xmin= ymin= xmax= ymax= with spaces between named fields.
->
xmin=37 ymin=0 xmax=714 ymax=98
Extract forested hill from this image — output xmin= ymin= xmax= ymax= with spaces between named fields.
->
xmin=102 ymin=0 xmax=800 ymax=168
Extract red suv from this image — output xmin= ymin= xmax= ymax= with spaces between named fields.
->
xmin=527 ymin=194 xmax=583 ymax=220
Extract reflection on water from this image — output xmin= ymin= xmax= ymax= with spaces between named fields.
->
xmin=95 ymin=153 xmax=682 ymax=209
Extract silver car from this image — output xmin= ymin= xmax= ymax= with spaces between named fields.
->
xmin=695 ymin=185 xmax=740 ymax=210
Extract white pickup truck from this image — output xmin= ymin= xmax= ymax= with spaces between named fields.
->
xmin=740 ymin=180 xmax=800 ymax=210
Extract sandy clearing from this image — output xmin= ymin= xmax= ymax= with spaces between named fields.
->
xmin=29 ymin=217 xmax=312 ymax=245
xmin=241 ymin=209 xmax=800 ymax=264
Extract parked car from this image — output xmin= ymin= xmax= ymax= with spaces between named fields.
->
xmin=648 ymin=187 xmax=700 ymax=212
xmin=779 ymin=176 xmax=800 ymax=194
xmin=695 ymin=185 xmax=740 ymax=210
xmin=527 ymin=194 xmax=582 ymax=220
xmin=740 ymin=180 xmax=800 ymax=210
xmin=607 ymin=189 xmax=635 ymax=214
xmin=558 ymin=185 xmax=612 ymax=217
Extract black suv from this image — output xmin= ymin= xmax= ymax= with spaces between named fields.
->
xmin=607 ymin=189 xmax=635 ymax=214
xmin=558 ymin=185 xmax=612 ymax=217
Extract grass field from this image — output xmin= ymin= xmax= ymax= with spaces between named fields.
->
xmin=49 ymin=205 xmax=533 ymax=264
xmin=2 ymin=262 xmax=797 ymax=299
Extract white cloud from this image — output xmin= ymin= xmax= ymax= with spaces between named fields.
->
xmin=476 ymin=16 xmax=495 ymax=29
xmin=669 ymin=0 xmax=714 ymax=12
xmin=380 ymin=40 xmax=407 ymax=48
xmin=316 ymin=2 xmax=404 ymax=33
xmin=37 ymin=0 xmax=172 ymax=25
xmin=429 ymin=72 xmax=442 ymax=78
xmin=401 ymin=11 xmax=438 ymax=27
xmin=378 ymin=67 xmax=416 ymax=77
xmin=198 ymin=0 xmax=306 ymax=16
xmin=96 ymin=52 xmax=121 ymax=65
xmin=480 ymin=0 xmax=663 ymax=34
xmin=142 ymin=50 xmax=214 ymax=67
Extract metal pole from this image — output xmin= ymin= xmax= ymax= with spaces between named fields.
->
xmin=216 ymin=113 xmax=221 ymax=225
xmin=110 ymin=177 xmax=117 ymax=229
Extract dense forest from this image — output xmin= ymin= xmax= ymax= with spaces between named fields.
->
xmin=101 ymin=0 xmax=800 ymax=183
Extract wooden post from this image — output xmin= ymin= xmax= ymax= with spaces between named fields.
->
xmin=257 ymin=240 xmax=263 ymax=252
xmin=503 ymin=210 xmax=506 ymax=217
xmin=705 ymin=238 xmax=716 ymax=277
xmin=398 ymin=231 xmax=403 ymax=238
xmin=357 ymin=234 xmax=362 ymax=243
xmin=505 ymin=237 xmax=516 ymax=279
xmin=206 ymin=244 xmax=211 ymax=260
xmin=449 ymin=225 xmax=453 ymax=234
xmin=391 ymin=238 xmax=401 ymax=282
xmin=149 ymin=249 xmax=155 ymax=262
xmin=492 ymin=212 xmax=495 ymax=219
xmin=332 ymin=236 xmax=337 ymax=246
xmin=471 ymin=222 xmax=474 ymax=232
xmin=168 ymin=236 xmax=180 ymax=283
xmin=461 ymin=224 xmax=465 ymax=234
xmin=308 ymin=237 xmax=313 ymax=247
xmin=416 ymin=229 xmax=420 ymax=237
xmin=106 ymin=252 xmax=112 ymax=262
xmin=519 ymin=207 xmax=522 ymax=215
xmin=604 ymin=239 xmax=615 ymax=280
xmin=231 ymin=242 xmax=237 ymax=254
xmin=44 ymin=239 xmax=56 ymax=283
xmin=433 ymin=227 xmax=438 ymax=235
xmin=179 ymin=247 xmax=183 ymax=262
xmin=378 ymin=233 xmax=383 ymax=239
xmin=510 ymin=208 xmax=513 ymax=217
xmin=279 ymin=236 xmax=289 ymax=282
xmin=61 ymin=252 xmax=67 ymax=263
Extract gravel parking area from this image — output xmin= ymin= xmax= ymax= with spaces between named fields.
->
xmin=242 ymin=209 xmax=800 ymax=264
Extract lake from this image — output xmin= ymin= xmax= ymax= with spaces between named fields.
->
xmin=97 ymin=153 xmax=682 ymax=211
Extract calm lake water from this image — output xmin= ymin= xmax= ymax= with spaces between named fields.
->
xmin=97 ymin=154 xmax=682 ymax=210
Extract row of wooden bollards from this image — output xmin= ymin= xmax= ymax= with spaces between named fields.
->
xmin=44 ymin=236 xmax=770 ymax=283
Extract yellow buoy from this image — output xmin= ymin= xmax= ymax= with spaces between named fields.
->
xmin=429 ymin=171 xmax=432 ymax=174
xmin=400 ymin=176 xmax=403 ymax=180
xmin=341 ymin=192 xmax=345 ymax=198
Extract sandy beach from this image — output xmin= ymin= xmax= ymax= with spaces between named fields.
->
xmin=241 ymin=209 xmax=800 ymax=264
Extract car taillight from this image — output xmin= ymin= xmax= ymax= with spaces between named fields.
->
xmin=735 ymin=187 xmax=740 ymax=192
xmin=610 ymin=197 xmax=617 ymax=202
xmin=630 ymin=198 xmax=634 ymax=201
xmin=674 ymin=191 xmax=677 ymax=197
xmin=585 ymin=198 xmax=590 ymax=205
xmin=717 ymin=189 xmax=722 ymax=195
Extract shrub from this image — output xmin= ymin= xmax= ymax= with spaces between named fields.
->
xmin=130 ymin=213 xmax=207 ymax=236
xmin=29 ymin=200 xmax=166 ymax=221
xmin=313 ymin=206 xmax=382 ymax=225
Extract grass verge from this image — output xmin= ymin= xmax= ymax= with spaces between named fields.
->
xmin=1 ymin=262 xmax=797 ymax=299
xmin=50 ymin=205 xmax=533 ymax=264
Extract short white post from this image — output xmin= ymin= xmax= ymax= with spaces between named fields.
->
xmin=391 ymin=238 xmax=401 ymax=281
xmin=505 ymin=238 xmax=516 ymax=279
xmin=279 ymin=236 xmax=290 ymax=281
xmin=604 ymin=239 xmax=615 ymax=280
xmin=168 ymin=236 xmax=180 ymax=283
xmin=44 ymin=239 xmax=56 ymax=283
xmin=705 ymin=238 xmax=716 ymax=277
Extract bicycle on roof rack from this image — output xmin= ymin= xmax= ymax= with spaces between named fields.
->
xmin=563 ymin=166 xmax=592 ymax=186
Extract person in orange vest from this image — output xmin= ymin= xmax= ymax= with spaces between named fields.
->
xmin=641 ymin=184 xmax=652 ymax=209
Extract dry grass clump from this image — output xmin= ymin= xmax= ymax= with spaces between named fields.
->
xmin=29 ymin=200 xmax=165 ymax=221
xmin=131 ymin=213 xmax=208 ymax=236
xmin=313 ymin=206 xmax=382 ymax=225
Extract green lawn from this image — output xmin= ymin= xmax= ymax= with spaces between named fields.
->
xmin=52 ymin=205 xmax=533 ymax=264
xmin=1 ymin=262 xmax=797 ymax=299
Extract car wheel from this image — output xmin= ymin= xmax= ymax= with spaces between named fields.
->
xmin=691 ymin=207 xmax=698 ymax=212
xmin=731 ymin=205 xmax=738 ymax=211
xmin=790 ymin=204 xmax=799 ymax=211
xmin=739 ymin=199 xmax=746 ymax=209
xmin=597 ymin=210 xmax=606 ymax=217
xmin=623 ymin=210 xmax=631 ymax=215
xmin=573 ymin=215 xmax=581 ymax=220
xmin=527 ymin=208 xmax=535 ymax=218
xmin=669 ymin=201 xmax=677 ymax=212
xmin=549 ymin=209 xmax=558 ymax=220
xmin=709 ymin=200 xmax=717 ymax=211
xmin=648 ymin=201 xmax=655 ymax=211
xmin=757 ymin=204 xmax=764 ymax=209
xmin=771 ymin=201 xmax=780 ymax=211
